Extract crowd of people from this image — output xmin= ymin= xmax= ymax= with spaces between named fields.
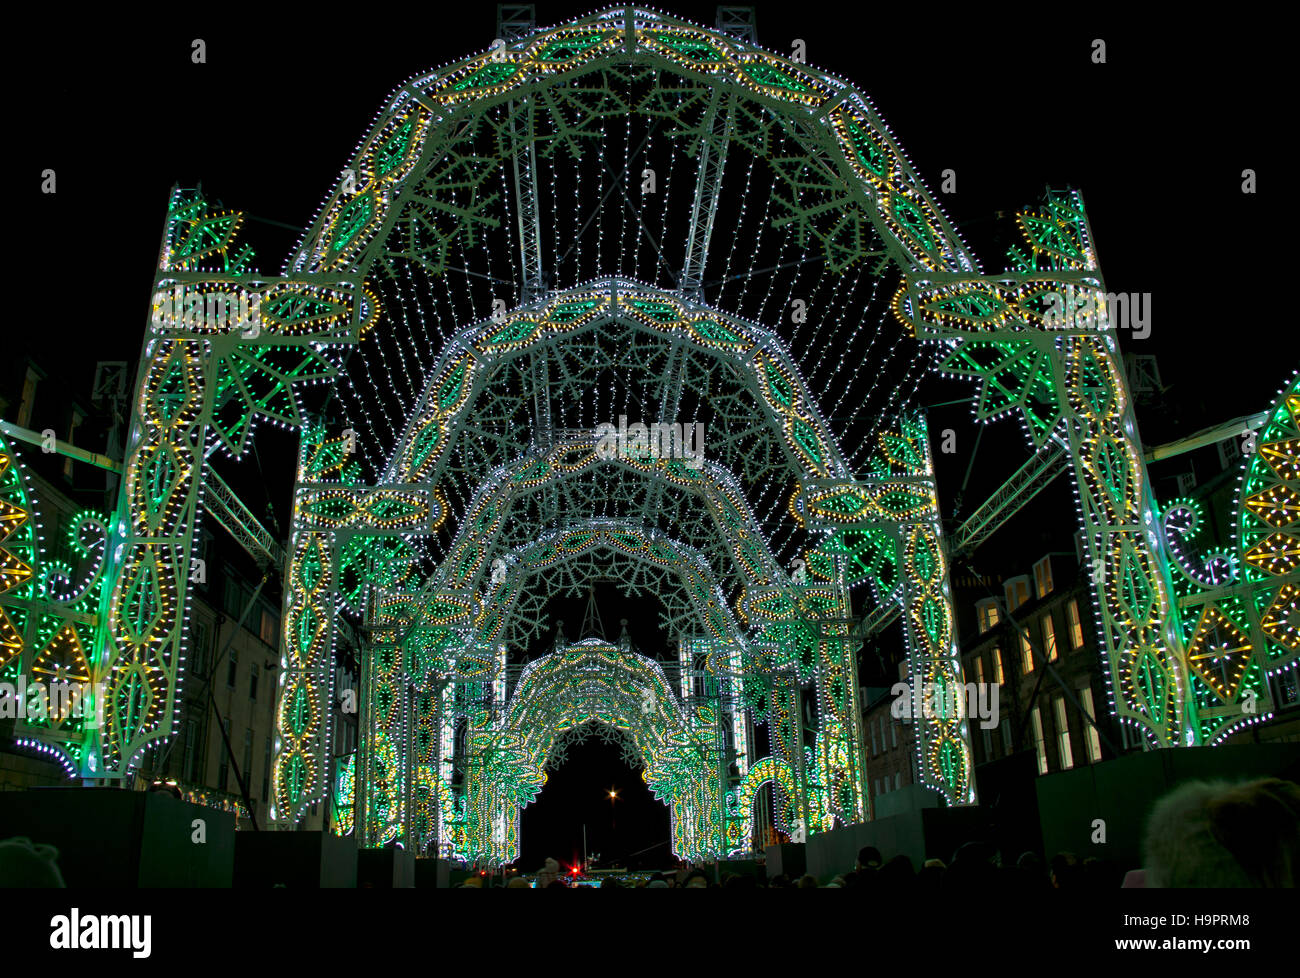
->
xmin=3 ymin=776 xmax=1291 ymax=887
xmin=480 ymin=846 xmax=1122 ymax=889
xmin=475 ymin=777 xmax=1298 ymax=889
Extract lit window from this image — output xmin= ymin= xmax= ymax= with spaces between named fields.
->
xmin=1005 ymin=577 xmax=1030 ymax=612
xmin=972 ymin=656 xmax=985 ymax=686
xmin=259 ymin=609 xmax=278 ymax=648
xmin=1053 ymin=697 xmax=1074 ymax=770
xmin=992 ymin=647 xmax=1005 ymax=685
xmin=1043 ymin=615 xmax=1059 ymax=662
xmin=1030 ymin=707 xmax=1048 ymax=775
xmin=1033 ymin=556 xmax=1054 ymax=599
xmin=1020 ymin=631 xmax=1034 ymax=673
xmin=1067 ymin=599 xmax=1085 ymax=650
xmin=1270 ymin=669 xmax=1300 ymax=710
xmin=1080 ymin=687 xmax=1103 ymax=763
xmin=976 ymin=599 xmax=1000 ymax=633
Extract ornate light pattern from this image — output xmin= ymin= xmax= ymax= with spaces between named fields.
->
xmin=898 ymin=190 xmax=1191 ymax=748
xmin=1162 ymin=374 xmax=1300 ymax=743
xmin=0 ymin=436 xmax=112 ymax=773
xmin=289 ymin=11 xmax=970 ymax=285
xmin=36 ymin=6 xmax=1255 ymax=865
xmin=459 ymin=638 xmax=724 ymax=864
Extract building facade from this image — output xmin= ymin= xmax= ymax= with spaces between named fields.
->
xmin=0 ymin=354 xmax=363 ymax=831
xmin=861 ymin=548 xmax=1133 ymax=821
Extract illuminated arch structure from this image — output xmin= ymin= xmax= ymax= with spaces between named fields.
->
xmin=5 ymin=8 xmax=1295 ymax=863
xmin=452 ymin=635 xmax=727 ymax=864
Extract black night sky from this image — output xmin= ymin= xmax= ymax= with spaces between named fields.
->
xmin=518 ymin=737 xmax=672 ymax=872
xmin=12 ymin=4 xmax=1292 ymax=868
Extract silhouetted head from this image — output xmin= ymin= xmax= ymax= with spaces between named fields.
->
xmin=857 ymin=846 xmax=882 ymax=870
xmin=1144 ymin=778 xmax=1300 ymax=887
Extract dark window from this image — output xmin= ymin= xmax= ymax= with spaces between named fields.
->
xmin=216 ymin=717 xmax=231 ymax=791
xmin=262 ymin=736 xmax=272 ymax=801
xmin=182 ymin=719 xmax=197 ymax=783
xmin=226 ymin=649 xmax=238 ymax=689
xmin=17 ymin=365 xmax=41 ymax=428
xmin=191 ymin=622 xmax=209 ymax=678
xmin=223 ymin=576 xmax=243 ymax=618
xmin=63 ymin=409 xmax=84 ymax=481
xmin=250 ymin=663 xmax=259 ymax=701
xmin=185 ymin=717 xmax=205 ymax=785
xmin=194 ymin=533 xmax=213 ymax=593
